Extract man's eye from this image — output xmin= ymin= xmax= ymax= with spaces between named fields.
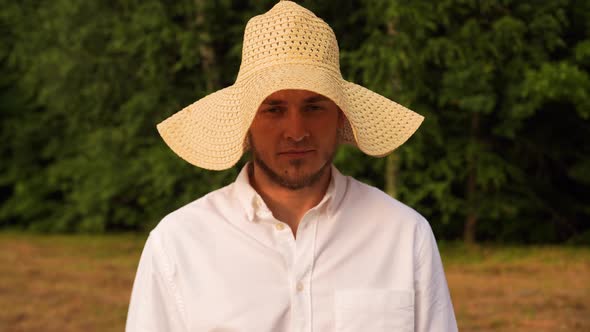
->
xmin=305 ymin=105 xmax=323 ymax=112
xmin=264 ymin=107 xmax=282 ymax=114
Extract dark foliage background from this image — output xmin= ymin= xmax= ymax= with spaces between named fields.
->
xmin=1 ymin=0 xmax=588 ymax=244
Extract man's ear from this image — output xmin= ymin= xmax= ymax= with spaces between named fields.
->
xmin=337 ymin=108 xmax=345 ymax=128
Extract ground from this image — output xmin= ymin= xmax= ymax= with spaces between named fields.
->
xmin=0 ymin=233 xmax=588 ymax=331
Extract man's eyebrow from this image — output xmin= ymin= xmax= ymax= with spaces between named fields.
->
xmin=303 ymin=95 xmax=330 ymax=103
xmin=261 ymin=95 xmax=330 ymax=105
xmin=261 ymin=99 xmax=286 ymax=106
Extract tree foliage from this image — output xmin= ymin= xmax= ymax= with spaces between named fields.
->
xmin=1 ymin=0 xmax=588 ymax=243
xmin=351 ymin=0 xmax=590 ymax=243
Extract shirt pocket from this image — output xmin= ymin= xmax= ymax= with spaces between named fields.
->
xmin=334 ymin=289 xmax=414 ymax=332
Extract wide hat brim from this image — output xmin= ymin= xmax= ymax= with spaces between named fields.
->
xmin=156 ymin=62 xmax=423 ymax=170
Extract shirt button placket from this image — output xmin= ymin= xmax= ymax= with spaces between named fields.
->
xmin=273 ymin=219 xmax=299 ymax=331
xmin=292 ymin=210 xmax=319 ymax=332
xmin=274 ymin=221 xmax=293 ymax=265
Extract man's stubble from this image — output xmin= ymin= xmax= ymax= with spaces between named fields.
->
xmin=248 ymin=133 xmax=337 ymax=191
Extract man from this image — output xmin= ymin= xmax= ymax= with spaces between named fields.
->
xmin=126 ymin=1 xmax=458 ymax=331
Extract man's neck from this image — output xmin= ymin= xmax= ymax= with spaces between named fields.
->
xmin=249 ymin=163 xmax=332 ymax=238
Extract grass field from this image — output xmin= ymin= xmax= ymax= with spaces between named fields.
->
xmin=0 ymin=232 xmax=588 ymax=331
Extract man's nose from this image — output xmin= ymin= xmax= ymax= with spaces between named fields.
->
xmin=284 ymin=109 xmax=309 ymax=142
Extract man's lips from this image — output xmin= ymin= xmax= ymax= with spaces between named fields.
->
xmin=278 ymin=149 xmax=315 ymax=156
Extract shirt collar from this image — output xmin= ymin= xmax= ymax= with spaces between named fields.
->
xmin=232 ymin=162 xmax=348 ymax=222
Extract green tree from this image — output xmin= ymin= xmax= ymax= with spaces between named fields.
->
xmin=354 ymin=0 xmax=590 ymax=243
xmin=1 ymin=0 xmax=588 ymax=244
xmin=1 ymin=0 xmax=249 ymax=232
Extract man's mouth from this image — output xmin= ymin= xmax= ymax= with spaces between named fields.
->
xmin=278 ymin=149 xmax=315 ymax=157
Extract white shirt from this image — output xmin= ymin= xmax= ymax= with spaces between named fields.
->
xmin=126 ymin=164 xmax=458 ymax=332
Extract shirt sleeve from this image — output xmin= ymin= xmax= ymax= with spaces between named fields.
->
xmin=126 ymin=233 xmax=187 ymax=332
xmin=414 ymin=218 xmax=458 ymax=332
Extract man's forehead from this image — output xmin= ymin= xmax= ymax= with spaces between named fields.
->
xmin=261 ymin=90 xmax=332 ymax=105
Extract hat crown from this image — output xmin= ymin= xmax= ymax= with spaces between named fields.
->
xmin=236 ymin=1 xmax=341 ymax=82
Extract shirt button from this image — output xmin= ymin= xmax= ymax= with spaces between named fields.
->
xmin=296 ymin=282 xmax=304 ymax=292
xmin=275 ymin=223 xmax=285 ymax=231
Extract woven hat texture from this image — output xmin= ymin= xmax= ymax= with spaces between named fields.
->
xmin=157 ymin=0 xmax=424 ymax=170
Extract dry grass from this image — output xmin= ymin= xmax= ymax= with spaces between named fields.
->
xmin=0 ymin=233 xmax=588 ymax=331
xmin=0 ymin=233 xmax=145 ymax=332
xmin=442 ymin=243 xmax=590 ymax=331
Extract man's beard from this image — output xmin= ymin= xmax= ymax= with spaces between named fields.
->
xmin=248 ymin=134 xmax=335 ymax=191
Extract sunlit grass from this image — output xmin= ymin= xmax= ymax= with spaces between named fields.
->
xmin=1 ymin=232 xmax=588 ymax=331
xmin=439 ymin=241 xmax=590 ymax=265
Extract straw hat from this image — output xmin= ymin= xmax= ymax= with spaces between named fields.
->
xmin=157 ymin=0 xmax=424 ymax=170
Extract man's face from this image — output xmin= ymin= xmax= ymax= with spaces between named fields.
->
xmin=248 ymin=89 xmax=343 ymax=190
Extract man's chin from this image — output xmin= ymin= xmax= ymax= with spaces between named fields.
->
xmin=275 ymin=175 xmax=321 ymax=191
xmin=257 ymin=160 xmax=330 ymax=191
xmin=279 ymin=163 xmax=324 ymax=178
